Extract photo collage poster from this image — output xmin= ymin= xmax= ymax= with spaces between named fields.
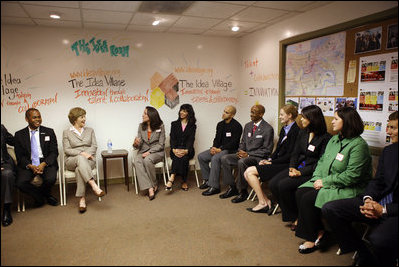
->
xmin=358 ymin=52 xmax=398 ymax=146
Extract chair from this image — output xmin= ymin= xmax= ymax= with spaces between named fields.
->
xmin=131 ymin=148 xmax=167 ymax=195
xmin=61 ymin=153 xmax=101 ymax=206
xmin=7 ymin=146 xmax=62 ymax=211
xmin=164 ymin=148 xmax=200 ymax=188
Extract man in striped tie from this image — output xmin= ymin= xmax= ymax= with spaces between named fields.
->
xmin=15 ymin=108 xmax=59 ymax=207
xmin=322 ymin=111 xmax=398 ymax=266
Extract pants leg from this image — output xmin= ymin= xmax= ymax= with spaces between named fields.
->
xmin=1 ymin=163 xmax=15 ymax=204
xmin=268 ymin=169 xmax=289 ymax=203
xmin=207 ymin=150 xmax=229 ymax=189
xmin=135 ymin=152 xmax=163 ymax=190
xmin=65 ymin=155 xmax=96 ymax=197
xmin=221 ymin=154 xmax=238 ymax=187
xmin=38 ymin=165 xmax=58 ymax=197
xmin=236 ymin=156 xmax=260 ymax=192
xmin=295 ymin=187 xmax=322 ymax=241
xmin=198 ymin=150 xmax=212 ymax=182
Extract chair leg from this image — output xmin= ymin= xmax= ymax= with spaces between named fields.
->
xmin=162 ymin=165 xmax=167 ymax=186
xmin=272 ymin=203 xmax=279 ymax=215
xmin=17 ymin=190 xmax=21 ymax=212
xmin=247 ymin=189 xmax=254 ymax=200
xmin=194 ymin=169 xmax=199 ymax=188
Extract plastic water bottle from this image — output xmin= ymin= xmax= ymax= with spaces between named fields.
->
xmin=107 ymin=139 xmax=112 ymax=153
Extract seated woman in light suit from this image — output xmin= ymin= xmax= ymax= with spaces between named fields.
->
xmin=133 ymin=106 xmax=165 ymax=201
xmin=63 ymin=107 xmax=105 ymax=213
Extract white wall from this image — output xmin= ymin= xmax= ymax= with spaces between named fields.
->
xmin=237 ymin=1 xmax=398 ymax=132
xmin=1 ymin=1 xmax=397 ymax=180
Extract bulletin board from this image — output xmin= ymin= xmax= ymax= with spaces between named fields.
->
xmin=279 ymin=7 xmax=398 ymax=155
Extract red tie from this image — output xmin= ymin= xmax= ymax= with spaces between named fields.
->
xmin=252 ymin=124 xmax=257 ymax=134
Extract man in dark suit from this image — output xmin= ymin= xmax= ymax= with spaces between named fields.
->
xmin=15 ymin=108 xmax=59 ymax=207
xmin=1 ymin=124 xmax=16 ymax=226
xmin=220 ymin=104 xmax=274 ymax=203
xmin=322 ymin=111 xmax=398 ymax=266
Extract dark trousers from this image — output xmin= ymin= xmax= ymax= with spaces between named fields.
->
xmin=1 ymin=162 xmax=15 ymax=204
xmin=16 ymin=165 xmax=57 ymax=204
xmin=295 ymin=187 xmax=323 ymax=241
xmin=170 ymin=154 xmax=191 ymax=182
xmin=268 ymin=171 xmax=312 ymax=222
xmin=322 ymin=197 xmax=398 ymax=266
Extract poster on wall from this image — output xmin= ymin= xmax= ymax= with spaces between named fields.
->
xmin=299 ymin=97 xmax=315 ymax=113
xmin=316 ymin=97 xmax=335 ymax=116
xmin=335 ymin=97 xmax=357 ymax=110
xmin=285 ymin=97 xmax=299 ymax=108
xmin=354 ymin=26 xmax=382 ymax=54
xmin=386 ymin=23 xmax=398 ymax=49
xmin=358 ymin=52 xmax=398 ymax=147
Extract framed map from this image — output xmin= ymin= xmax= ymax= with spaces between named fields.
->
xmin=285 ymin=31 xmax=346 ymax=96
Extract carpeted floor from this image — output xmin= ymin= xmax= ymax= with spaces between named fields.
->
xmin=1 ymin=175 xmax=354 ymax=266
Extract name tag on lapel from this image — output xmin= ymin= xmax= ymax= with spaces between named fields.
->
xmin=335 ymin=153 xmax=344 ymax=161
xmin=307 ymin=144 xmax=315 ymax=152
xmin=45 ymin=136 xmax=50 ymax=141
xmin=156 ymin=129 xmax=161 ymax=133
xmin=226 ymin=132 xmax=231 ymax=137
xmin=256 ymin=135 xmax=263 ymax=138
xmin=248 ymin=133 xmax=252 ymax=137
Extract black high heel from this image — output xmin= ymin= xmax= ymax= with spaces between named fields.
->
xmin=165 ymin=179 xmax=174 ymax=191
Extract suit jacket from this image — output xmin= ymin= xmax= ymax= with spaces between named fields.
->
xmin=239 ymin=119 xmax=274 ymax=158
xmin=135 ymin=123 xmax=165 ymax=154
xmin=63 ymin=127 xmax=97 ymax=161
xmin=289 ymin=129 xmax=331 ymax=177
xmin=1 ymin=124 xmax=15 ymax=165
xmin=14 ymin=125 xmax=59 ymax=169
xmin=170 ymin=120 xmax=196 ymax=158
xmin=270 ymin=122 xmax=300 ymax=165
xmin=301 ymin=134 xmax=372 ymax=208
xmin=363 ymin=142 xmax=398 ymax=216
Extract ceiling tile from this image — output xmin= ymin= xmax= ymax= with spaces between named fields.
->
xmin=127 ymin=24 xmax=168 ymax=32
xmin=212 ymin=20 xmax=260 ymax=32
xmin=131 ymin=12 xmax=180 ymax=26
xmin=23 ymin=5 xmax=81 ymax=20
xmin=20 ymin=1 xmax=79 ymax=8
xmin=82 ymin=9 xmax=132 ymax=24
xmin=218 ymin=1 xmax=256 ymax=6
xmin=34 ymin=18 xmax=82 ymax=28
xmin=203 ymin=29 xmax=240 ymax=37
xmin=84 ymin=22 xmax=126 ymax=30
xmin=81 ymin=1 xmax=141 ymax=12
xmin=183 ymin=1 xmax=247 ymax=19
xmin=231 ymin=6 xmax=288 ymax=23
xmin=253 ymin=1 xmax=313 ymax=11
xmin=167 ymin=27 xmax=205 ymax=34
xmin=1 ymin=2 xmax=28 ymax=18
xmin=173 ymin=16 xmax=221 ymax=29
xmin=296 ymin=1 xmax=334 ymax=12
xmin=1 ymin=17 xmax=35 ymax=25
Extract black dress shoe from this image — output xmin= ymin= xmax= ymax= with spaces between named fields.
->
xmin=1 ymin=209 xmax=13 ymax=227
xmin=298 ymin=243 xmax=319 ymax=254
xmin=202 ymin=187 xmax=220 ymax=196
xmin=199 ymin=182 xmax=209 ymax=190
xmin=246 ymin=206 xmax=269 ymax=213
xmin=46 ymin=196 xmax=59 ymax=206
xmin=231 ymin=192 xmax=248 ymax=203
xmin=219 ymin=187 xmax=239 ymax=199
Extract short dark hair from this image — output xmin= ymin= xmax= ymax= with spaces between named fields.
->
xmin=389 ymin=111 xmax=398 ymax=121
xmin=179 ymin=104 xmax=196 ymax=124
xmin=25 ymin=108 xmax=39 ymax=118
xmin=142 ymin=106 xmax=163 ymax=131
xmin=336 ymin=107 xmax=364 ymax=138
xmin=301 ymin=105 xmax=327 ymax=135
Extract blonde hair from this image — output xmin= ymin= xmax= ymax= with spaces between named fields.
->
xmin=68 ymin=107 xmax=86 ymax=124
xmin=281 ymin=104 xmax=298 ymax=120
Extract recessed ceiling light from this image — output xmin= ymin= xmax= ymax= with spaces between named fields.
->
xmin=152 ymin=20 xmax=160 ymax=26
xmin=232 ymin=26 xmax=240 ymax=32
xmin=49 ymin=13 xmax=61 ymax=19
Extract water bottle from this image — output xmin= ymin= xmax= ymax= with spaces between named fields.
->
xmin=107 ymin=139 xmax=112 ymax=153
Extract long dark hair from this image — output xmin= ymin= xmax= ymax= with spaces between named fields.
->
xmin=301 ymin=105 xmax=327 ymax=136
xmin=178 ymin=104 xmax=196 ymax=124
xmin=142 ymin=106 xmax=163 ymax=131
xmin=336 ymin=107 xmax=364 ymax=138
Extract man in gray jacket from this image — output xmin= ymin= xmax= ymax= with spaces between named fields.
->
xmin=220 ymin=104 xmax=274 ymax=203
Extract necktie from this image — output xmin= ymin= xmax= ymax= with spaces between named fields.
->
xmin=379 ymin=192 xmax=393 ymax=207
xmin=31 ymin=130 xmax=40 ymax=166
xmin=252 ymin=124 xmax=257 ymax=134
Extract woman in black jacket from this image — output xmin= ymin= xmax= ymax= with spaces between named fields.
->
xmin=165 ymin=104 xmax=197 ymax=191
xmin=244 ymin=104 xmax=300 ymax=213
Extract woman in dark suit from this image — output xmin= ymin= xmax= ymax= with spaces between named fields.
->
xmin=165 ymin=104 xmax=197 ymax=191
xmin=268 ymin=105 xmax=331 ymax=230
xmin=244 ymin=104 xmax=300 ymax=213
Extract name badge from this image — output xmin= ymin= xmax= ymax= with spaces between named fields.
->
xmin=248 ymin=132 xmax=252 ymax=137
xmin=281 ymin=136 xmax=287 ymax=143
xmin=226 ymin=132 xmax=231 ymax=137
xmin=307 ymin=144 xmax=315 ymax=152
xmin=256 ymin=135 xmax=263 ymax=138
xmin=335 ymin=153 xmax=344 ymax=161
xmin=156 ymin=129 xmax=161 ymax=133
xmin=45 ymin=136 xmax=50 ymax=141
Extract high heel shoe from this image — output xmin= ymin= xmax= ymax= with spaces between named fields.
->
xmin=79 ymin=200 xmax=87 ymax=214
xmin=165 ymin=179 xmax=174 ymax=191
xmin=93 ymin=189 xmax=105 ymax=197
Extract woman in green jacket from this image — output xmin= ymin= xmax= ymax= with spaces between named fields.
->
xmin=296 ymin=107 xmax=372 ymax=254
